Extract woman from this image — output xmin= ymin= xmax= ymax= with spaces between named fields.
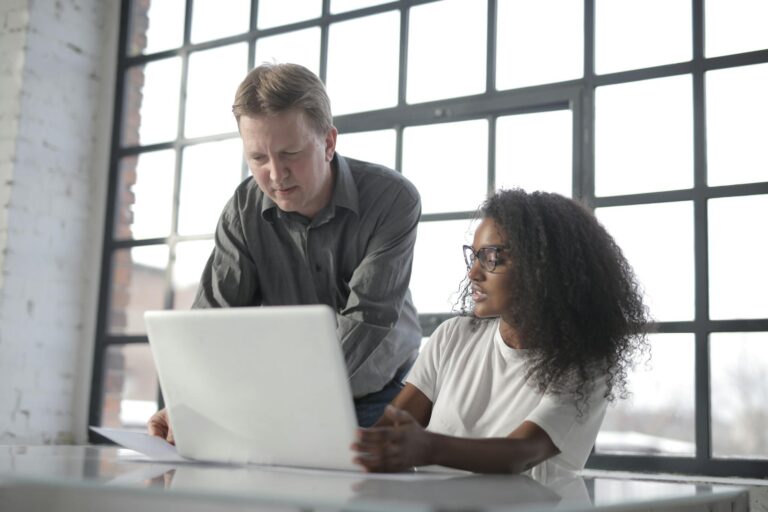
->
xmin=352 ymin=189 xmax=649 ymax=475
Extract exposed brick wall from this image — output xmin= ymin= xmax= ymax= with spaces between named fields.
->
xmin=0 ymin=0 xmax=119 ymax=444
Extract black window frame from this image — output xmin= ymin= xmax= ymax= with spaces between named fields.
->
xmin=90 ymin=0 xmax=768 ymax=478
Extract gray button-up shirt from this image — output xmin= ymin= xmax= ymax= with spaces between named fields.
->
xmin=193 ymin=154 xmax=422 ymax=397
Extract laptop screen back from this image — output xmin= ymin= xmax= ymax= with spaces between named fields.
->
xmin=145 ymin=305 xmax=359 ymax=471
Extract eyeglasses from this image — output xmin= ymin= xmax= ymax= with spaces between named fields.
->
xmin=463 ymin=245 xmax=505 ymax=273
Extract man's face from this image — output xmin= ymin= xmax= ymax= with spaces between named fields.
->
xmin=240 ymin=110 xmax=337 ymax=219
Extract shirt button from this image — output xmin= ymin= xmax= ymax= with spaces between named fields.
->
xmin=315 ymin=264 xmax=322 ymax=272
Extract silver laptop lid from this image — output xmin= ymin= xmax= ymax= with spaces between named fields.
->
xmin=145 ymin=305 xmax=359 ymax=471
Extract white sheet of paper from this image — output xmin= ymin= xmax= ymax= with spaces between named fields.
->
xmin=90 ymin=426 xmax=189 ymax=463
xmin=89 ymin=426 xmax=463 ymax=480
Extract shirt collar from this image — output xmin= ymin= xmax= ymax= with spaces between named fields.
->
xmin=259 ymin=152 xmax=359 ymax=222
xmin=330 ymin=152 xmax=359 ymax=217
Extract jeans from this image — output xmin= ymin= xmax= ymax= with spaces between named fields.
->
xmin=353 ymin=363 xmax=412 ymax=427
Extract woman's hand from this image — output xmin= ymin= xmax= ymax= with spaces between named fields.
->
xmin=147 ymin=408 xmax=175 ymax=445
xmin=352 ymin=405 xmax=434 ymax=472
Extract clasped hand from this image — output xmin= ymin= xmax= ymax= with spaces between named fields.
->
xmin=352 ymin=405 xmax=433 ymax=472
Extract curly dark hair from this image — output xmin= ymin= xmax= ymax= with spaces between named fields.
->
xmin=457 ymin=189 xmax=650 ymax=410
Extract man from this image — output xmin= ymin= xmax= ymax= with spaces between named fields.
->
xmin=148 ymin=63 xmax=421 ymax=439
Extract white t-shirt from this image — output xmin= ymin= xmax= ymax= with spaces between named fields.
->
xmin=407 ymin=316 xmax=607 ymax=476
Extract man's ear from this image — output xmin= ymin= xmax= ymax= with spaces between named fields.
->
xmin=325 ymin=126 xmax=338 ymax=162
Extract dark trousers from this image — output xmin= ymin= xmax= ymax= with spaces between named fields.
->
xmin=353 ymin=363 xmax=411 ymax=427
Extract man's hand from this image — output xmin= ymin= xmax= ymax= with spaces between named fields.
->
xmin=147 ymin=408 xmax=175 ymax=445
xmin=351 ymin=405 xmax=433 ymax=472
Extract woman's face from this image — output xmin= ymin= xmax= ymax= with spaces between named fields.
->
xmin=467 ymin=217 xmax=512 ymax=319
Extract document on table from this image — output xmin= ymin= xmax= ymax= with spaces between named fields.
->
xmin=90 ymin=426 xmax=189 ymax=463
xmin=89 ymin=426 xmax=459 ymax=480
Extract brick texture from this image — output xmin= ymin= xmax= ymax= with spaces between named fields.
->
xmin=0 ymin=0 xmax=118 ymax=444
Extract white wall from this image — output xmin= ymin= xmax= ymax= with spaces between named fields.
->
xmin=0 ymin=0 xmax=119 ymax=444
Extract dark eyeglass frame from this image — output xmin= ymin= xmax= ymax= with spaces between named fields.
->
xmin=463 ymin=245 xmax=506 ymax=273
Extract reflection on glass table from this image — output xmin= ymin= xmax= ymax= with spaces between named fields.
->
xmin=0 ymin=446 xmax=749 ymax=512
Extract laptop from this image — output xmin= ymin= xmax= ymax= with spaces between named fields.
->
xmin=144 ymin=304 xmax=360 ymax=471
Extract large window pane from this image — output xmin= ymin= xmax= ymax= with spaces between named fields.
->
xmin=123 ymin=59 xmax=182 ymax=147
xmin=100 ymin=344 xmax=158 ymax=429
xmin=595 ymin=75 xmax=693 ymax=196
xmin=595 ymin=0 xmax=691 ymax=74
xmin=128 ymin=0 xmax=185 ymax=56
xmin=327 ymin=12 xmax=400 ymax=115
xmin=412 ymin=220 xmax=477 ymax=314
xmin=185 ymin=44 xmax=248 ymax=139
xmin=254 ymin=28 xmax=321 ymax=76
xmin=257 ymin=0 xmax=321 ymax=29
xmin=173 ymin=240 xmax=215 ymax=310
xmin=178 ymin=139 xmax=244 ymax=237
xmin=402 ymin=120 xmax=488 ymax=214
xmin=407 ymin=0 xmax=486 ymax=103
xmin=495 ymin=110 xmax=572 ymax=197
xmin=706 ymin=63 xmax=768 ymax=187
xmin=708 ymin=195 xmax=768 ymax=320
xmin=336 ymin=129 xmax=396 ymax=170
xmin=705 ymin=0 xmax=768 ymax=58
xmin=496 ymin=0 xmax=583 ymax=90
xmin=114 ymin=151 xmax=175 ymax=241
xmin=109 ymin=246 xmax=169 ymax=335
xmin=597 ymin=333 xmax=695 ymax=457
xmin=331 ymin=0 xmax=391 ymax=14
xmin=190 ymin=0 xmax=250 ymax=44
xmin=711 ymin=332 xmax=768 ymax=459
xmin=596 ymin=202 xmax=694 ymax=322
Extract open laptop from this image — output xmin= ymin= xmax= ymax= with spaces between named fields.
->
xmin=144 ymin=305 xmax=360 ymax=471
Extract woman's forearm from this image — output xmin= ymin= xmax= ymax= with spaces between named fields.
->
xmin=425 ymin=429 xmax=558 ymax=474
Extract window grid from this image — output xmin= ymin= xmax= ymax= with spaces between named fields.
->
xmin=90 ymin=0 xmax=768 ymax=477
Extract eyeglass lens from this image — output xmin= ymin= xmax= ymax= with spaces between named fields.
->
xmin=463 ymin=246 xmax=499 ymax=272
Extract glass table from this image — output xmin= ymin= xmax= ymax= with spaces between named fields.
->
xmin=0 ymin=445 xmax=748 ymax=512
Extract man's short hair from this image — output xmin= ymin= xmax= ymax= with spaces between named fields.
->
xmin=232 ymin=63 xmax=333 ymax=135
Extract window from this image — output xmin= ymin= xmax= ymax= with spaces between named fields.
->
xmin=93 ymin=0 xmax=768 ymax=477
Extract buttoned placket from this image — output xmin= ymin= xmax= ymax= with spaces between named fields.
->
xmin=305 ymin=208 xmax=338 ymax=309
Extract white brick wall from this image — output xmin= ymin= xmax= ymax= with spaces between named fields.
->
xmin=0 ymin=0 xmax=118 ymax=444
